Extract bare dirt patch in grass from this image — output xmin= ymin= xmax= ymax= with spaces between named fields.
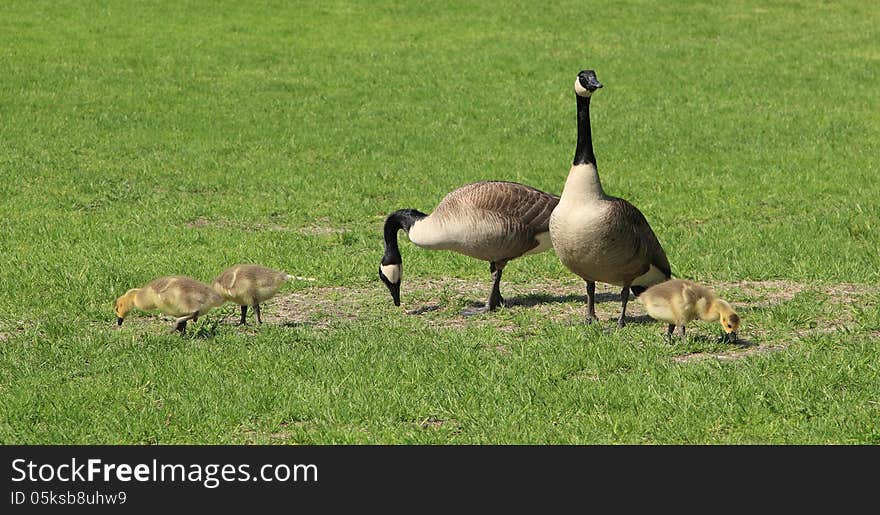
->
xmin=673 ymin=344 xmax=787 ymax=363
xmin=416 ymin=417 xmax=461 ymax=431
xmin=239 ymin=421 xmax=317 ymax=443
xmin=268 ymin=286 xmax=372 ymax=328
xmin=184 ymin=216 xmax=292 ymax=232
xmin=169 ymin=279 xmax=877 ymax=362
xmin=296 ymin=217 xmax=348 ymax=236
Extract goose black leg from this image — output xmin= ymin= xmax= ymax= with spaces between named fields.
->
xmin=666 ymin=323 xmax=675 ymax=341
xmin=585 ymin=281 xmax=597 ymax=324
xmin=254 ymin=303 xmax=262 ymax=324
xmin=680 ymin=325 xmax=687 ymax=344
xmin=239 ymin=305 xmax=248 ymax=325
xmin=461 ymin=260 xmax=506 ymax=316
xmin=487 ymin=261 xmax=506 ymax=311
xmin=617 ymin=285 xmax=630 ymax=328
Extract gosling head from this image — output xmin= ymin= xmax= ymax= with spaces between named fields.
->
xmin=719 ymin=309 xmax=741 ymax=344
xmin=574 ymin=69 xmax=603 ymax=98
xmin=114 ymin=289 xmax=138 ymax=326
xmin=379 ymin=262 xmax=402 ymax=307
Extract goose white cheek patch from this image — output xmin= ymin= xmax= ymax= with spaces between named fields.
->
xmin=574 ymin=78 xmax=592 ymax=97
xmin=380 ymin=264 xmax=401 ymax=284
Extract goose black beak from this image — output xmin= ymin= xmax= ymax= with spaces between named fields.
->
xmin=116 ymin=317 xmax=124 ymax=326
xmin=378 ymin=269 xmax=401 ymax=307
xmin=589 ymin=79 xmax=603 ymax=90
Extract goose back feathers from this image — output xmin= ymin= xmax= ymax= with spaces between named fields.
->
xmin=135 ymin=276 xmax=224 ymax=318
xmin=212 ymin=264 xmax=290 ymax=307
xmin=407 ymin=181 xmax=559 ymax=261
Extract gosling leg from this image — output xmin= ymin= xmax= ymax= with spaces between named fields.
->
xmin=254 ymin=303 xmax=262 ymax=324
xmin=239 ymin=305 xmax=248 ymax=325
xmin=171 ymin=312 xmax=199 ymax=334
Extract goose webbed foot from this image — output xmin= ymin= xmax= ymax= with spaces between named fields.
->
xmin=461 ymin=297 xmax=505 ymax=317
xmin=171 ymin=320 xmax=187 ymax=334
xmin=585 ymin=281 xmax=598 ymax=325
xmin=487 ymin=294 xmax=505 ymax=311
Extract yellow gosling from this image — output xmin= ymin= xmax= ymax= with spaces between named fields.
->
xmin=212 ymin=264 xmax=291 ymax=325
xmin=639 ymin=279 xmax=741 ymax=343
xmin=115 ymin=276 xmax=225 ymax=334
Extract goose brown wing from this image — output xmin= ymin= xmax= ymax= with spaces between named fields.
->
xmin=611 ymin=198 xmax=671 ymax=278
xmin=437 ymin=181 xmax=559 ymax=232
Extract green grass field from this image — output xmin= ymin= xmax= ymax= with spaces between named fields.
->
xmin=1 ymin=0 xmax=878 ymax=444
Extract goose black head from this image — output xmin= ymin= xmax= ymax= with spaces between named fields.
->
xmin=379 ymin=263 xmax=402 ymax=306
xmin=575 ymin=69 xmax=603 ymax=97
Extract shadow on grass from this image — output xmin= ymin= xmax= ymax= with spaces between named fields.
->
xmin=456 ymin=291 xmax=621 ymax=310
xmin=663 ymin=333 xmax=760 ymax=346
xmin=504 ymin=292 xmax=619 ymax=307
xmin=406 ymin=305 xmax=441 ymax=315
xmin=278 ymin=321 xmax=316 ymax=329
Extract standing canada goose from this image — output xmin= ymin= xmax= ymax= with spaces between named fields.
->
xmin=114 ymin=276 xmax=225 ymax=333
xmin=380 ymin=181 xmax=559 ymax=315
xmin=549 ymin=70 xmax=671 ymax=327
xmin=639 ymin=279 xmax=741 ymax=343
xmin=212 ymin=264 xmax=291 ymax=325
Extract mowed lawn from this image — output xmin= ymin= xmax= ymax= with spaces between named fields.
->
xmin=1 ymin=0 xmax=878 ymax=444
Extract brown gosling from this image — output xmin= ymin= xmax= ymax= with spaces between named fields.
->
xmin=639 ymin=279 xmax=741 ymax=343
xmin=211 ymin=264 xmax=292 ymax=325
xmin=115 ymin=276 xmax=225 ymax=334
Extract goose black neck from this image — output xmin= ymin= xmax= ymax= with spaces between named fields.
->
xmin=573 ymin=94 xmax=596 ymax=166
xmin=382 ymin=209 xmax=427 ymax=265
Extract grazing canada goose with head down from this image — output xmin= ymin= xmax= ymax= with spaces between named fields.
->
xmin=212 ymin=264 xmax=291 ymax=325
xmin=380 ymin=181 xmax=559 ymax=315
xmin=639 ymin=279 xmax=741 ymax=343
xmin=114 ymin=276 xmax=225 ymax=333
xmin=549 ymin=69 xmax=671 ymax=327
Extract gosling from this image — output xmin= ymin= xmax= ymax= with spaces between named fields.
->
xmin=212 ymin=264 xmax=291 ymax=325
xmin=639 ymin=279 xmax=741 ymax=343
xmin=115 ymin=276 xmax=225 ymax=334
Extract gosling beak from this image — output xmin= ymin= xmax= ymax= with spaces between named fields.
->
xmin=720 ymin=331 xmax=738 ymax=343
xmin=116 ymin=317 xmax=124 ymax=326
